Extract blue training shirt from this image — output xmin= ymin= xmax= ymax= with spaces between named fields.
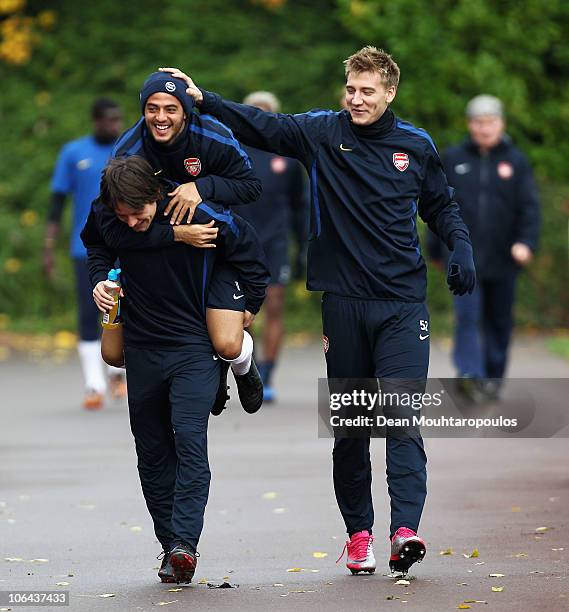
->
xmin=51 ymin=135 xmax=115 ymax=259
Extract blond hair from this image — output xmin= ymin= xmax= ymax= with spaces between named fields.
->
xmin=344 ymin=46 xmax=400 ymax=89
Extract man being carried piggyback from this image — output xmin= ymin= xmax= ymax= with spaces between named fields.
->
xmin=93 ymin=71 xmax=265 ymax=415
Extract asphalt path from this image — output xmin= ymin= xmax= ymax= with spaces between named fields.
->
xmin=1 ymin=337 xmax=568 ymax=611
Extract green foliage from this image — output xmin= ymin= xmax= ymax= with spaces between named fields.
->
xmin=337 ymin=0 xmax=569 ymax=179
xmin=0 ymin=0 xmax=567 ymax=334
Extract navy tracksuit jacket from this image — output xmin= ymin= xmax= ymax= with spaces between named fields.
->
xmin=238 ymin=146 xmax=309 ymax=283
xmin=428 ymin=137 xmax=540 ymax=379
xmin=80 ymin=189 xmax=269 ymax=552
xmin=197 ymin=90 xmax=472 ymax=537
xmin=112 ymin=113 xmax=261 ymax=206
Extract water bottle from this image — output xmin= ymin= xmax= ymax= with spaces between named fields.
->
xmin=101 ymin=268 xmax=122 ymax=329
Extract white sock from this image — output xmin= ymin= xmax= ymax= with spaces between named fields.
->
xmin=106 ymin=364 xmax=125 ymax=377
xmin=78 ymin=341 xmax=106 ymax=393
xmin=221 ymin=330 xmax=253 ymax=376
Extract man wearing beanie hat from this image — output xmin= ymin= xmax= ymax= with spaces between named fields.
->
xmin=92 ymin=71 xmax=266 ymax=418
xmin=429 ymin=94 xmax=540 ymax=399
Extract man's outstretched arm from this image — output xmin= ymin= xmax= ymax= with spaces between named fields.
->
xmin=159 ymin=67 xmax=324 ymax=166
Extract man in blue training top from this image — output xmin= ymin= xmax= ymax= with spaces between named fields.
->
xmin=161 ymin=45 xmax=476 ymax=576
xmin=43 ymin=98 xmax=125 ymax=410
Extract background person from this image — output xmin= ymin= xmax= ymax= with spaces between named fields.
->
xmin=43 ymin=98 xmax=125 ymax=410
xmin=428 ymin=95 xmax=540 ymax=399
xmin=238 ymin=90 xmax=309 ymax=402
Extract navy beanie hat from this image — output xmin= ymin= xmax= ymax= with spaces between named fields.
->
xmin=139 ymin=72 xmax=194 ymax=116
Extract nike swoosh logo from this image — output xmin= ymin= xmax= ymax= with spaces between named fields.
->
xmin=339 ymin=144 xmax=353 ymax=152
xmin=419 ymin=334 xmax=430 ymax=340
xmin=233 ymin=294 xmax=244 ymax=300
xmin=212 ymin=355 xmax=219 ymax=360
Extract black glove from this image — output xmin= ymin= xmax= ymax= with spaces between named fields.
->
xmin=447 ymin=239 xmax=476 ymax=296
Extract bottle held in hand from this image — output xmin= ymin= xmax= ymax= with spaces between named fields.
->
xmin=101 ymin=268 xmax=122 ymax=329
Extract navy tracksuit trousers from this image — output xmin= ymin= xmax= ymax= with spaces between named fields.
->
xmin=124 ymin=346 xmax=218 ymax=553
xmin=322 ymin=294 xmax=429 ymax=538
xmin=453 ymin=273 xmax=517 ymax=379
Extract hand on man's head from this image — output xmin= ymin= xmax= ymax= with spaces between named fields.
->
xmin=159 ymin=68 xmax=203 ymax=105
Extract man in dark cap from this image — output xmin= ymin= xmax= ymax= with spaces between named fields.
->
xmin=429 ymin=94 xmax=540 ymax=399
xmin=93 ymin=73 xmax=265 ymax=414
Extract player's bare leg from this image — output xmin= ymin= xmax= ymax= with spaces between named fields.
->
xmin=206 ymin=308 xmax=263 ymax=414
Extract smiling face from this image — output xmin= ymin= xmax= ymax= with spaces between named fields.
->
xmin=144 ymin=92 xmax=186 ymax=144
xmin=114 ymin=200 xmax=157 ymax=232
xmin=345 ymin=70 xmax=397 ymax=126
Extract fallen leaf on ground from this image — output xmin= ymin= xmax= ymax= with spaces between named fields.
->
xmin=4 ymin=557 xmax=23 ymax=562
xmin=475 ymin=562 xmax=486 ymax=566
xmin=262 ymin=492 xmax=277 ymax=500
xmin=552 ymin=548 xmax=564 ymax=551
xmin=514 ymin=553 xmax=528 ymax=558
xmin=30 ymin=559 xmax=49 ymax=563
xmin=99 ymin=593 xmax=116 ymax=598
xmin=156 ymin=601 xmax=178 ymax=606
xmin=273 ymin=583 xmax=284 ymax=587
xmin=56 ymin=582 xmax=70 ymax=586
xmin=457 ymin=605 xmax=471 ymax=610
xmin=489 ymin=573 xmax=505 ymax=578
xmin=312 ymin=552 xmax=328 ymax=558
xmin=535 ymin=526 xmax=550 ymax=532
xmin=130 ymin=526 xmax=142 ymax=532
xmin=310 ymin=569 xmax=320 ymax=573
xmin=440 ymin=548 xmax=454 ymax=555
xmin=395 ymin=579 xmax=410 ymax=586
xmin=167 ymin=588 xmax=182 ymax=592
xmin=491 ymin=586 xmax=504 ymax=592
xmin=198 ymin=578 xmax=208 ymax=584
xmin=463 ymin=549 xmax=479 ymax=559
xmin=287 ymin=568 xmax=304 ymax=572
xmin=511 ymin=507 xmax=521 ymax=512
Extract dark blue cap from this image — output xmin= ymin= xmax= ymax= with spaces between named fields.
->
xmin=139 ymin=72 xmax=194 ymax=117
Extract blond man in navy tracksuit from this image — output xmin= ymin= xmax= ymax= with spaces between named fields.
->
xmin=161 ymin=46 xmax=475 ymax=575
